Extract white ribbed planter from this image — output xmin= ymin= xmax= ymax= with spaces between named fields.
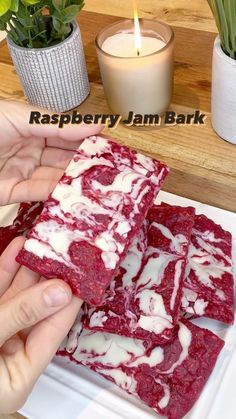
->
xmin=212 ymin=36 xmax=236 ymax=145
xmin=7 ymin=21 xmax=90 ymax=112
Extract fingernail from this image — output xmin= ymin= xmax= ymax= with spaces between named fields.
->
xmin=43 ymin=285 xmax=70 ymax=307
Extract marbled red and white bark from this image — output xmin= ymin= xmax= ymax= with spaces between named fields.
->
xmin=0 ymin=224 xmax=19 ymax=255
xmin=58 ymin=318 xmax=224 ymax=419
xmin=182 ymin=215 xmax=234 ymax=324
xmin=14 ymin=201 xmax=44 ymax=232
xmin=16 ymin=136 xmax=169 ymax=305
xmin=85 ymin=204 xmax=195 ymax=343
xmin=0 ymin=201 xmax=43 ymax=255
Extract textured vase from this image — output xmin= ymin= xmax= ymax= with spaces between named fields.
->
xmin=212 ymin=36 xmax=236 ymax=145
xmin=7 ymin=21 xmax=90 ymax=112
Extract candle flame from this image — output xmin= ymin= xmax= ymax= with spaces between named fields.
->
xmin=133 ymin=1 xmax=141 ymax=56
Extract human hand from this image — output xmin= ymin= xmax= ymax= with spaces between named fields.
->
xmin=0 ymin=237 xmax=83 ymax=414
xmin=0 ymin=100 xmax=102 ymax=206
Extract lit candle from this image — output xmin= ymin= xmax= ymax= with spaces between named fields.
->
xmin=102 ymin=33 xmax=166 ymax=58
xmin=96 ymin=18 xmax=175 ymax=119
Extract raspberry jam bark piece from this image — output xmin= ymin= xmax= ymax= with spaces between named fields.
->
xmin=14 ymin=201 xmax=44 ymax=233
xmin=16 ymin=136 xmax=169 ymax=305
xmin=0 ymin=225 xmax=18 ymax=255
xmin=0 ymin=201 xmax=43 ymax=255
xmin=182 ymin=215 xmax=234 ymax=324
xmin=85 ymin=204 xmax=195 ymax=343
xmin=58 ymin=319 xmax=224 ymax=419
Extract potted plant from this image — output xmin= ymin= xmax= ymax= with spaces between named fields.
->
xmin=0 ymin=0 xmax=90 ymax=111
xmin=208 ymin=0 xmax=236 ymax=144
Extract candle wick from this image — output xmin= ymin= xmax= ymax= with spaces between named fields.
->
xmin=137 ymin=49 xmax=140 ymax=56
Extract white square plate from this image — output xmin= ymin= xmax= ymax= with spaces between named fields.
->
xmin=1 ymin=191 xmax=234 ymax=419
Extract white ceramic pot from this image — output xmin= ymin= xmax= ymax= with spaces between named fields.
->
xmin=7 ymin=21 xmax=90 ymax=112
xmin=212 ymin=36 xmax=236 ymax=144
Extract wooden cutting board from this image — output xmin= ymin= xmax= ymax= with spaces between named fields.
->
xmin=0 ymin=10 xmax=235 ymax=214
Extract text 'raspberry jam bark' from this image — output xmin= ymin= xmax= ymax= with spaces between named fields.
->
xmin=58 ymin=318 xmax=224 ymax=419
xmin=16 ymin=136 xmax=169 ymax=305
xmin=85 ymin=204 xmax=195 ymax=343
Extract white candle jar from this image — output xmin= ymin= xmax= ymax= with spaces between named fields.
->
xmin=95 ymin=19 xmax=175 ymax=119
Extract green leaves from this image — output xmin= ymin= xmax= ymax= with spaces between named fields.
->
xmin=60 ymin=5 xmax=82 ymax=22
xmin=52 ymin=0 xmax=64 ymax=10
xmin=10 ymin=0 xmax=19 ymax=12
xmin=208 ymin=0 xmax=236 ymax=59
xmin=51 ymin=1 xmax=84 ymax=42
xmin=0 ymin=9 xmax=12 ymax=29
xmin=0 ymin=0 xmax=11 ymax=17
xmin=22 ymin=0 xmax=41 ymax=5
xmin=0 ymin=0 xmax=84 ymax=47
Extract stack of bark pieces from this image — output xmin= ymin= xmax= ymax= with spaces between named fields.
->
xmin=4 ymin=136 xmax=233 ymax=419
xmin=59 ymin=201 xmax=234 ymax=419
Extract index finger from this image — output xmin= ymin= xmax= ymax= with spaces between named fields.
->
xmin=25 ymin=296 xmax=82 ymax=381
xmin=0 ymin=236 xmax=25 ymax=297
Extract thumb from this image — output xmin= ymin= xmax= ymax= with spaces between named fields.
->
xmin=0 ymin=279 xmax=72 ymax=347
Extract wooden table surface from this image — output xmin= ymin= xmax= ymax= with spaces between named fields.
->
xmin=1 ymin=9 xmax=235 ymax=212
xmin=0 ymin=1 xmax=235 ymax=419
